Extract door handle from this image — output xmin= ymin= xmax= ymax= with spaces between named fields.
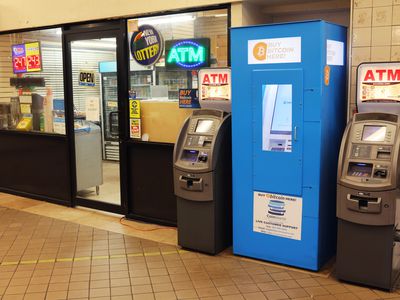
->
xmin=109 ymin=111 xmax=119 ymax=136
xmin=294 ymin=126 xmax=298 ymax=141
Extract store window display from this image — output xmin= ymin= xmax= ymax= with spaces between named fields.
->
xmin=126 ymin=9 xmax=229 ymax=143
xmin=0 ymin=28 xmax=65 ymax=134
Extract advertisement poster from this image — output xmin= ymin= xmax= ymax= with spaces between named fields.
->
xmin=129 ymin=99 xmax=141 ymax=118
xmin=357 ymin=63 xmax=400 ymax=103
xmin=253 ymin=191 xmax=302 ymax=240
xmin=25 ymin=42 xmax=42 ymax=72
xmin=130 ymin=119 xmax=141 ymax=139
xmin=179 ymin=89 xmax=199 ymax=108
xmin=130 ymin=24 xmax=163 ymax=66
xmin=79 ymin=70 xmax=96 ymax=87
xmin=12 ymin=42 xmax=42 ymax=74
xmin=199 ymin=68 xmax=231 ymax=101
xmin=85 ymin=97 xmax=100 ymax=122
xmin=326 ymin=40 xmax=344 ymax=66
xmin=248 ymin=37 xmax=301 ymax=65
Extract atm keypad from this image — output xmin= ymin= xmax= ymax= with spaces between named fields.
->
xmin=186 ymin=135 xmax=213 ymax=147
xmin=351 ymin=145 xmax=371 ymax=158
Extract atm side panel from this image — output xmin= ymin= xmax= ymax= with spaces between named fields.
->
xmin=318 ymin=22 xmax=348 ymax=267
xmin=231 ymin=27 xmax=256 ymax=258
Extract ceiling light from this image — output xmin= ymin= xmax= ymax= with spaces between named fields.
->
xmin=71 ymin=40 xmax=116 ymax=49
xmin=138 ymin=15 xmax=195 ymax=26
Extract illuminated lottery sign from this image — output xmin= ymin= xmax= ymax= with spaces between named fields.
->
xmin=165 ymin=38 xmax=210 ymax=70
xmin=12 ymin=41 xmax=42 ymax=74
xmin=130 ymin=25 xmax=163 ymax=66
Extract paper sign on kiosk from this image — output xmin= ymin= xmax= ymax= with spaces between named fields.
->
xmin=253 ymin=191 xmax=302 ymax=240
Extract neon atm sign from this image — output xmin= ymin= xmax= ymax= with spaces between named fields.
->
xmin=165 ymin=38 xmax=210 ymax=70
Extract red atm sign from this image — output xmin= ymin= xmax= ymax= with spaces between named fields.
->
xmin=362 ymin=67 xmax=400 ymax=82
xmin=201 ymin=73 xmax=229 ymax=85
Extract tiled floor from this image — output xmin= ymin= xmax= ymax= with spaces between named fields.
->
xmin=0 ymin=193 xmax=177 ymax=246
xmin=1 ymin=196 xmax=400 ymax=299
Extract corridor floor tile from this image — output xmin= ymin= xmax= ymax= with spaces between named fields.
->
xmin=0 ymin=205 xmax=400 ymax=300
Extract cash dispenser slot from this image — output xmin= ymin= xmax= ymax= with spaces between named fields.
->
xmin=179 ymin=175 xmax=203 ymax=191
xmin=346 ymin=194 xmax=382 ymax=213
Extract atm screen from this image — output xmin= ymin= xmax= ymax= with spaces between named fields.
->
xmin=362 ymin=125 xmax=386 ymax=142
xmin=347 ymin=162 xmax=373 ymax=177
xmin=195 ymin=119 xmax=214 ymax=133
xmin=181 ymin=150 xmax=199 ymax=162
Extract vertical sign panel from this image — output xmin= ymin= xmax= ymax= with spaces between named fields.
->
xmin=25 ymin=42 xmax=42 ymax=72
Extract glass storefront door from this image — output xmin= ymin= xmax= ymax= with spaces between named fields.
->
xmin=64 ymin=24 xmax=128 ymax=214
xmin=71 ymin=37 xmax=121 ymax=206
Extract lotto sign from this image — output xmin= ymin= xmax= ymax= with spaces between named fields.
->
xmin=248 ymin=37 xmax=301 ymax=64
xmin=199 ymin=68 xmax=231 ymax=101
xmin=129 ymin=100 xmax=141 ymax=118
xmin=130 ymin=119 xmax=141 ymax=139
xmin=130 ymin=24 xmax=163 ymax=66
xmin=358 ymin=62 xmax=400 ymax=103
xmin=12 ymin=42 xmax=42 ymax=74
xmin=79 ymin=70 xmax=96 ymax=87
xmin=25 ymin=42 xmax=42 ymax=72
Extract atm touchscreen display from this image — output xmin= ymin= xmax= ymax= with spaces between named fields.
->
xmin=347 ymin=162 xmax=373 ymax=177
xmin=181 ymin=150 xmax=199 ymax=162
xmin=195 ymin=119 xmax=213 ymax=133
xmin=362 ymin=125 xmax=386 ymax=142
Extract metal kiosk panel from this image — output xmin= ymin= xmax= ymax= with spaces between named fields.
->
xmin=231 ymin=20 xmax=347 ymax=270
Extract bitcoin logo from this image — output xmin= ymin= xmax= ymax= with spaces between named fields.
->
xmin=253 ymin=42 xmax=267 ymax=61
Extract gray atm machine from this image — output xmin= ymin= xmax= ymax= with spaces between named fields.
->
xmin=173 ymin=109 xmax=232 ymax=254
xmin=337 ymin=62 xmax=400 ymax=290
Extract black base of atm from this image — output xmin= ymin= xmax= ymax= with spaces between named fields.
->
xmin=336 ymin=219 xmax=399 ymax=291
xmin=177 ymin=196 xmax=231 ymax=255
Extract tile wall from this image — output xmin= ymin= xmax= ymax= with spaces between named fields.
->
xmin=349 ymin=0 xmax=400 ymax=116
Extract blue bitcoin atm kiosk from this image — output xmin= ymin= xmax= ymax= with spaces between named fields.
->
xmin=231 ymin=21 xmax=347 ymax=270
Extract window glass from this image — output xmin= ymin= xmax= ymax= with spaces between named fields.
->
xmin=126 ymin=8 xmax=228 ymax=143
xmin=0 ymin=28 xmax=65 ymax=134
xmin=262 ymin=84 xmax=293 ymax=152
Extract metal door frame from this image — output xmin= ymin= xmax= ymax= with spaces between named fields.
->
xmin=62 ymin=20 xmax=129 ymax=214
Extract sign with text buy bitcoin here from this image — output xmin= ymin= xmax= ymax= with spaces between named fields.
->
xmin=248 ymin=37 xmax=301 ymax=64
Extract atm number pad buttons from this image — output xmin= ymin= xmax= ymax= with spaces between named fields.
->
xmin=351 ymin=145 xmax=371 ymax=158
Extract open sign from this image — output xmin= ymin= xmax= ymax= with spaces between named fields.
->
xmin=79 ymin=70 xmax=95 ymax=87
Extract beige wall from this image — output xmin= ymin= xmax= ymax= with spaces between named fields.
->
xmin=0 ymin=0 xmax=240 ymax=32
xmin=232 ymin=0 xmax=350 ymax=27
xmin=263 ymin=0 xmax=350 ymax=27
xmin=349 ymin=0 xmax=400 ymax=117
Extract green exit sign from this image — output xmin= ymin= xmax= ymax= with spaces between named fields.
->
xmin=165 ymin=38 xmax=210 ymax=70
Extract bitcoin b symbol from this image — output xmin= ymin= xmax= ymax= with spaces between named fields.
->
xmin=253 ymin=42 xmax=267 ymax=61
